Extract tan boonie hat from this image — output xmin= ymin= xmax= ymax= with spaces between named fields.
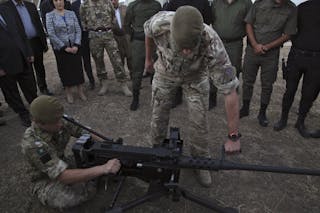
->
xmin=30 ymin=95 xmax=64 ymax=123
xmin=171 ymin=6 xmax=204 ymax=49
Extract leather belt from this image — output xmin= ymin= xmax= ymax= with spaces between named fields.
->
xmin=87 ymin=27 xmax=112 ymax=32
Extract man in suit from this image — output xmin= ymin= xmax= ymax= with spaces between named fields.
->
xmin=111 ymin=0 xmax=132 ymax=78
xmin=3 ymin=0 xmax=52 ymax=95
xmin=0 ymin=5 xmax=38 ymax=127
xmin=71 ymin=0 xmax=95 ymax=90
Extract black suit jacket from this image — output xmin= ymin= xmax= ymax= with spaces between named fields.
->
xmin=3 ymin=0 xmax=47 ymax=52
xmin=0 ymin=5 xmax=30 ymax=75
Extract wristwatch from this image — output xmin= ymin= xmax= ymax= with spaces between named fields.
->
xmin=228 ymin=132 xmax=241 ymax=142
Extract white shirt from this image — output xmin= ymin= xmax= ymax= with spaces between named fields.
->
xmin=115 ymin=8 xmax=122 ymax=29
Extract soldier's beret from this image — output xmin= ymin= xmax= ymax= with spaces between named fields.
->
xmin=171 ymin=6 xmax=204 ymax=50
xmin=30 ymin=95 xmax=64 ymax=124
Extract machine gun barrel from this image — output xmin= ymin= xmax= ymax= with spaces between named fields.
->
xmin=177 ymin=156 xmax=320 ymax=176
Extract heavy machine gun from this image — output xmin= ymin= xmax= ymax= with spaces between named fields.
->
xmin=64 ymin=115 xmax=320 ymax=213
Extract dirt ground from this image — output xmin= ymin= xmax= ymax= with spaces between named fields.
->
xmin=0 ymin=44 xmax=319 ymax=213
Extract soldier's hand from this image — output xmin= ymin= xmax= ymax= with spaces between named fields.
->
xmin=102 ymin=159 xmax=121 ymax=175
xmin=253 ymin=44 xmax=266 ymax=55
xmin=145 ymin=58 xmax=154 ymax=74
xmin=224 ymin=139 xmax=241 ymax=154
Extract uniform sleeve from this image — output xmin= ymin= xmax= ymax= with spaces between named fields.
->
xmin=283 ymin=6 xmax=297 ymax=36
xmin=64 ymin=120 xmax=87 ymax=138
xmin=144 ymin=11 xmax=173 ymax=38
xmin=206 ymin=27 xmax=239 ymax=94
xmin=244 ymin=1 xmax=257 ymax=24
xmin=21 ymin=139 xmax=68 ymax=180
xmin=79 ymin=3 xmax=88 ymax=30
xmin=124 ymin=3 xmax=133 ymax=35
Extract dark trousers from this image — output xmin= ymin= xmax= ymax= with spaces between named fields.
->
xmin=131 ymin=39 xmax=145 ymax=91
xmin=281 ymin=47 xmax=320 ymax=117
xmin=0 ymin=70 xmax=37 ymax=115
xmin=29 ymin=37 xmax=47 ymax=91
xmin=81 ymin=31 xmax=94 ymax=83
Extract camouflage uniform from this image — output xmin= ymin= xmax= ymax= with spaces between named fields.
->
xmin=144 ymin=11 xmax=239 ymax=157
xmin=21 ymin=122 xmax=96 ymax=209
xmin=80 ymin=0 xmax=126 ymax=82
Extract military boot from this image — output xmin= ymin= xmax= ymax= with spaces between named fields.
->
xmin=257 ymin=104 xmax=269 ymax=127
xmin=295 ymin=115 xmax=310 ymax=138
xmin=121 ymin=83 xmax=132 ymax=97
xmin=310 ymin=129 xmax=320 ymax=138
xmin=194 ymin=170 xmax=212 ymax=187
xmin=130 ymin=90 xmax=139 ymax=111
xmin=273 ymin=112 xmax=288 ymax=131
xmin=239 ymin=100 xmax=250 ymax=118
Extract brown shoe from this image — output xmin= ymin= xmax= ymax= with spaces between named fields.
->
xmin=194 ymin=170 xmax=212 ymax=187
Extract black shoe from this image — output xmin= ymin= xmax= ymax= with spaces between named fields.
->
xmin=130 ymin=99 xmax=139 ymax=111
xmin=310 ymin=130 xmax=320 ymax=138
xmin=239 ymin=107 xmax=249 ymax=118
xmin=273 ymin=119 xmax=287 ymax=131
xmin=257 ymin=114 xmax=269 ymax=127
xmin=130 ymin=91 xmax=139 ymax=111
xmin=294 ymin=122 xmax=310 ymax=138
xmin=40 ymin=88 xmax=54 ymax=96
xmin=19 ymin=113 xmax=31 ymax=127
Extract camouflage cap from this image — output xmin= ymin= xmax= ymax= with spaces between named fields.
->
xmin=30 ymin=96 xmax=64 ymax=124
xmin=171 ymin=6 xmax=204 ymax=49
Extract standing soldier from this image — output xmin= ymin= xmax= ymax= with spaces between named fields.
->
xmin=80 ymin=0 xmax=132 ymax=96
xmin=212 ymin=0 xmax=252 ymax=79
xmin=144 ymin=6 xmax=241 ymax=187
xmin=124 ymin=0 xmax=161 ymax=111
xmin=111 ymin=0 xmax=132 ymax=77
xmin=240 ymin=0 xmax=297 ymax=127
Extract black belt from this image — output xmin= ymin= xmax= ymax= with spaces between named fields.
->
xmin=293 ymin=47 xmax=320 ymax=57
xmin=87 ymin=27 xmax=112 ymax=32
xmin=221 ymin=37 xmax=242 ymax=43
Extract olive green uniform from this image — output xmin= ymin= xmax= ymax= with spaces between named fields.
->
xmin=21 ymin=122 xmax=95 ymax=209
xmin=124 ymin=0 xmax=161 ymax=92
xmin=212 ymin=0 xmax=252 ymax=76
xmin=242 ymin=0 xmax=297 ymax=106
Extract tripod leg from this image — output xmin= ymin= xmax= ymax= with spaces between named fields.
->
xmin=180 ymin=188 xmax=238 ymax=213
xmin=106 ymin=191 xmax=164 ymax=213
xmin=109 ymin=176 xmax=126 ymax=209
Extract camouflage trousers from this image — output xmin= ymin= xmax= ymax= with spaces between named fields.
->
xmin=90 ymin=31 xmax=127 ymax=82
xmin=33 ymin=180 xmax=96 ymax=209
xmin=151 ymin=72 xmax=210 ymax=157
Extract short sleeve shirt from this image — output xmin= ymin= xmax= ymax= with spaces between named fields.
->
xmin=245 ymin=0 xmax=297 ymax=44
xmin=144 ymin=11 xmax=239 ymax=94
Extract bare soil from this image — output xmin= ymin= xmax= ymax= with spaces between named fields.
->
xmin=0 ymin=45 xmax=319 ymax=213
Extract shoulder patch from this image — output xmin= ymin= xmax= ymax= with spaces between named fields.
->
xmin=37 ymin=148 xmax=52 ymax=164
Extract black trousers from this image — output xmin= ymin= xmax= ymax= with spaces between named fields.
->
xmin=0 ymin=70 xmax=37 ymax=115
xmin=81 ymin=31 xmax=94 ymax=83
xmin=281 ymin=47 xmax=320 ymax=117
xmin=29 ymin=37 xmax=47 ymax=91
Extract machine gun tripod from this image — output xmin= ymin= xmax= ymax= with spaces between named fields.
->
xmin=64 ymin=115 xmax=320 ymax=213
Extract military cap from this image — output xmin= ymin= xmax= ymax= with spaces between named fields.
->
xmin=30 ymin=95 xmax=64 ymax=123
xmin=171 ymin=6 xmax=204 ymax=49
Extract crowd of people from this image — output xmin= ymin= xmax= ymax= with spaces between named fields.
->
xmin=0 ymin=0 xmax=319 ymax=211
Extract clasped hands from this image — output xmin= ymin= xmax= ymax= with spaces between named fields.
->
xmin=65 ymin=46 xmax=78 ymax=54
